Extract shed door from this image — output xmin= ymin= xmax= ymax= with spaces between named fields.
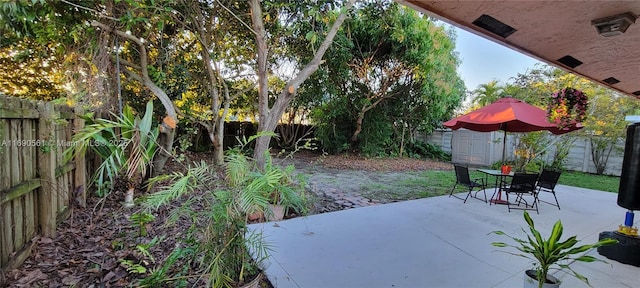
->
xmin=452 ymin=130 xmax=490 ymax=166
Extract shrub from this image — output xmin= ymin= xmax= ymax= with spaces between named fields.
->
xmin=406 ymin=140 xmax=451 ymax=161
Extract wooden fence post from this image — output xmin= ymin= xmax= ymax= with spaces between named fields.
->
xmin=73 ymin=106 xmax=86 ymax=207
xmin=37 ymin=102 xmax=57 ymax=238
xmin=0 ymin=97 xmax=10 ymax=268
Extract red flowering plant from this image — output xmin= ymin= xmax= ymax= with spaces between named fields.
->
xmin=547 ymin=87 xmax=588 ymax=129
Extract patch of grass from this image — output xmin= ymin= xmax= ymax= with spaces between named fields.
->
xmin=361 ymin=171 xmax=458 ymax=201
xmin=361 ymin=183 xmax=389 ymax=191
xmin=558 ymin=171 xmax=619 ymax=193
xmin=361 ymin=168 xmax=619 ymax=203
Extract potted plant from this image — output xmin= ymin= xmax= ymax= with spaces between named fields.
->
xmin=261 ymin=153 xmax=308 ymax=221
xmin=226 ymin=134 xmax=309 ymax=221
xmin=547 ymin=87 xmax=588 ymax=130
xmin=501 ymin=164 xmax=512 ymax=174
xmin=489 ymin=211 xmax=617 ymax=288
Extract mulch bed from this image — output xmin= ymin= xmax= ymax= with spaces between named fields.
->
xmin=2 ymin=187 xmax=216 ymax=287
xmin=1 ymin=151 xmax=451 ymax=287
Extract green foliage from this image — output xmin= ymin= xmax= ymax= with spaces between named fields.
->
xmin=65 ymin=101 xmax=159 ymax=197
xmin=143 ymin=162 xmax=214 ymax=210
xmin=405 ymin=141 xmax=451 ymax=161
xmin=558 ymin=171 xmax=619 ymax=193
xmin=142 ymin=132 xmax=308 ymax=287
xmin=301 ymin=1 xmax=464 ymax=154
xmin=512 ymin=132 xmax=552 ymax=172
xmin=120 ymin=259 xmax=147 ymax=274
xmin=224 ymin=148 xmax=310 ymax=217
xmin=202 ymin=190 xmax=267 ymax=288
xmin=144 ymin=159 xmax=267 ymax=287
xmin=0 ymin=0 xmax=99 ymax=101
xmin=228 ymin=131 xmax=278 ymax=158
xmin=523 ymin=159 xmax=545 ymax=173
xmin=490 ymin=211 xmax=617 ymax=288
xmin=470 ymin=80 xmax=504 ymax=108
xmin=117 ymin=236 xmax=162 ymax=277
xmin=130 ymin=211 xmax=156 ymax=237
xmin=359 ymin=108 xmax=395 ymax=157
xmin=0 ymin=39 xmax=67 ymax=100
xmin=581 ymin=93 xmax=638 ymax=174
xmin=172 ymin=126 xmax=197 ymax=163
xmin=139 ymin=247 xmax=194 ymax=288
xmin=548 ymin=135 xmax=575 ymax=171
xmin=135 ymin=236 xmax=161 ymax=264
xmin=311 ymin=98 xmax=354 ymax=153
xmin=259 ymin=153 xmax=310 ymax=215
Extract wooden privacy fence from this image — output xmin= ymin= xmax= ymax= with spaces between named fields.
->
xmin=0 ymin=96 xmax=86 ymax=271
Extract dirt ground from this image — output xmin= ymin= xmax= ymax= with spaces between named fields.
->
xmin=1 ymin=151 xmax=453 ymax=287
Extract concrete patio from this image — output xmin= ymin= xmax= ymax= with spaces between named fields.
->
xmin=249 ymin=185 xmax=639 ymax=287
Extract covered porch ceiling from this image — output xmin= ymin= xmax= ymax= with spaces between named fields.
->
xmin=397 ymin=1 xmax=640 ymax=98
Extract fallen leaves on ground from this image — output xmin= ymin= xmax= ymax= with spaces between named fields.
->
xmin=320 ymin=154 xmax=452 ymax=171
xmin=2 ymin=151 xmax=450 ymax=287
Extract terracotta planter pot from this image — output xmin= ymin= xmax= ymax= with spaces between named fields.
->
xmin=247 ymin=210 xmax=263 ymax=221
xmin=523 ymin=270 xmax=560 ymax=288
xmin=247 ymin=205 xmax=285 ymax=222
xmin=267 ymin=204 xmax=285 ymax=221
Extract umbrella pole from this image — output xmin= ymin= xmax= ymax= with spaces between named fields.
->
xmin=493 ymin=129 xmax=509 ymax=205
xmin=502 ymin=130 xmax=507 ymax=164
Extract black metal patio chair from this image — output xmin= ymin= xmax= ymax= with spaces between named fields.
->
xmin=503 ymin=173 xmax=539 ymax=214
xmin=536 ymin=169 xmax=562 ymax=209
xmin=450 ymin=164 xmax=487 ymax=203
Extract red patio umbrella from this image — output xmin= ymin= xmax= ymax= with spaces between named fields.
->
xmin=443 ymin=96 xmax=582 ymax=163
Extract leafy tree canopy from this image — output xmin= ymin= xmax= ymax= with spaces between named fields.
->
xmin=299 ymin=1 xmax=465 ymax=154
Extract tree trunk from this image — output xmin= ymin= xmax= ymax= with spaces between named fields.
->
xmin=249 ymin=0 xmax=356 ymax=167
xmin=399 ymin=123 xmax=406 ymax=156
xmin=152 ymin=126 xmax=175 ymax=176
xmin=91 ymin=21 xmax=178 ymax=176
xmin=253 ymin=119 xmax=278 ymax=166
xmin=351 ymin=111 xmax=365 ymax=143
xmin=198 ymin=33 xmax=224 ymax=166
xmin=214 ymin=76 xmax=233 ymax=165
xmin=145 ymin=82 xmax=177 ymax=177
xmin=213 ymin=116 xmax=225 ymax=165
xmin=124 ymin=187 xmax=135 ymax=208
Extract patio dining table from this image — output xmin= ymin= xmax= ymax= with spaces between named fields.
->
xmin=477 ymin=169 xmax=514 ymax=205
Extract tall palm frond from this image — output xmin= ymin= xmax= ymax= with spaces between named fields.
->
xmin=65 ymin=101 xmax=159 ymax=199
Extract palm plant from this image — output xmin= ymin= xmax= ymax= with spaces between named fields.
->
xmin=490 ymin=211 xmax=617 ymax=288
xmin=142 ymin=149 xmax=308 ymax=287
xmin=472 ymin=80 xmax=504 ymax=107
xmin=144 ymin=161 xmax=267 ymax=287
xmin=260 ymin=153 xmax=308 ymax=214
xmin=228 ymin=132 xmax=309 ymax=219
xmin=66 ymin=101 xmax=159 ymax=206
xmin=228 ymin=151 xmax=308 ymax=220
